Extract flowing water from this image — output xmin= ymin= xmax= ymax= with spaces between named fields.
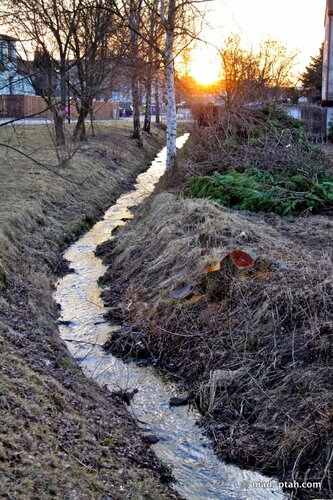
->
xmin=55 ymin=134 xmax=287 ymax=500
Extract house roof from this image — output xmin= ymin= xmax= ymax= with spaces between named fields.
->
xmin=0 ymin=34 xmax=18 ymax=42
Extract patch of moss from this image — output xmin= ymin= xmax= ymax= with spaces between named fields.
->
xmin=159 ymin=461 xmax=175 ymax=484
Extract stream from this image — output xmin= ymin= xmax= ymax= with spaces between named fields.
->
xmin=55 ymin=134 xmax=287 ymax=500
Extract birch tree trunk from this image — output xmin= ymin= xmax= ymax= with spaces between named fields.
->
xmin=155 ymin=80 xmax=160 ymax=124
xmin=143 ymin=79 xmax=152 ymax=133
xmin=143 ymin=7 xmax=155 ymax=134
xmin=163 ymin=0 xmax=177 ymax=171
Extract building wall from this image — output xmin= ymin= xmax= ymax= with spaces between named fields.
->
xmin=321 ymin=1 xmax=333 ymax=132
xmin=322 ymin=0 xmax=333 ymax=101
xmin=0 ymin=70 xmax=35 ymax=95
xmin=0 ymin=36 xmax=35 ymax=96
xmin=323 ymin=1 xmax=333 ymax=101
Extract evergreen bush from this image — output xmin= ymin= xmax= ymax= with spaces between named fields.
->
xmin=185 ymin=168 xmax=333 ymax=215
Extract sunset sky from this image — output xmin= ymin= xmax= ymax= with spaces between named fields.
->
xmin=189 ymin=0 xmax=327 ymax=85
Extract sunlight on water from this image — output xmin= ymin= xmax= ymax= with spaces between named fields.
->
xmin=55 ymin=134 xmax=287 ymax=500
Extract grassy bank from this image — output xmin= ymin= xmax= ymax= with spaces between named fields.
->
xmin=100 ymin=109 xmax=333 ymax=499
xmin=0 ymin=120 xmax=178 ymax=498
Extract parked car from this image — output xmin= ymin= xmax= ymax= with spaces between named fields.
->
xmin=119 ymin=104 xmax=133 ymax=117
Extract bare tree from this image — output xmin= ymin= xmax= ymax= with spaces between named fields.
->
xmin=154 ymin=73 xmax=162 ymax=124
xmin=161 ymin=0 xmax=177 ymax=168
xmin=68 ymin=0 xmax=119 ymax=141
xmin=129 ymin=0 xmax=144 ymax=146
xmin=219 ymin=35 xmax=255 ymax=110
xmin=220 ymin=35 xmax=298 ymax=110
xmin=142 ymin=0 xmax=161 ymax=133
xmin=3 ymin=0 xmax=126 ymax=145
xmin=115 ymin=0 xmax=209 ymax=170
xmin=2 ymin=0 xmax=86 ymax=148
xmin=255 ymin=39 xmax=298 ymax=96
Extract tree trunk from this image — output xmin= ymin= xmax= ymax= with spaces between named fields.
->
xmin=143 ymin=79 xmax=152 ymax=133
xmin=155 ymin=80 xmax=160 ymax=124
xmin=73 ymin=111 xmax=86 ymax=141
xmin=73 ymin=98 xmax=91 ymax=141
xmin=43 ymin=59 xmax=65 ymax=147
xmin=56 ymin=59 xmax=67 ymax=147
xmin=90 ymin=110 xmax=95 ymax=137
xmin=132 ymin=75 xmax=143 ymax=147
xmin=164 ymin=2 xmax=177 ymax=172
xmin=54 ymin=110 xmax=66 ymax=147
xmin=130 ymin=0 xmax=143 ymax=148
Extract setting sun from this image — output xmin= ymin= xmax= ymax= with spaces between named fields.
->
xmin=188 ymin=47 xmax=221 ymax=86
xmin=191 ymin=0 xmax=326 ymax=77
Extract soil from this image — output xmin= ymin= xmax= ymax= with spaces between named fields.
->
xmin=0 ymin=122 xmax=179 ymax=499
xmin=99 ymin=132 xmax=333 ymax=500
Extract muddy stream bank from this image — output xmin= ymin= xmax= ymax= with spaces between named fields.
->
xmin=55 ymin=135 xmax=286 ymax=500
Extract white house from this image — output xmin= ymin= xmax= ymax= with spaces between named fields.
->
xmin=0 ymin=34 xmax=35 ymax=95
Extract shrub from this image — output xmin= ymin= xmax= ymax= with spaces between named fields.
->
xmin=185 ymin=168 xmax=333 ymax=215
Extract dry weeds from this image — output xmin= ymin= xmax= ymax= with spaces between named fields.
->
xmin=102 ymin=192 xmax=333 ymax=499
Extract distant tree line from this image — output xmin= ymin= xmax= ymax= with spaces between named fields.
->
xmin=177 ymin=39 xmax=324 ymax=110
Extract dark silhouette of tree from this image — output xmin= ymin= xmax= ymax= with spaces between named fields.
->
xmin=33 ymin=48 xmax=56 ymax=99
xmin=300 ymin=45 xmax=323 ymax=103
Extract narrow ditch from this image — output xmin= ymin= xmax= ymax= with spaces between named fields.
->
xmin=55 ymin=134 xmax=286 ymax=500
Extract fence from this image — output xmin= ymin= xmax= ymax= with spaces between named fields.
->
xmin=285 ymin=105 xmax=327 ymax=143
xmin=0 ymin=95 xmax=119 ymax=120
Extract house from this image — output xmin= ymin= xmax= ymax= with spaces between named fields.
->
xmin=0 ymin=34 xmax=35 ymax=95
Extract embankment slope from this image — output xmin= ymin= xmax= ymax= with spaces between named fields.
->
xmin=101 ymin=188 xmax=333 ymax=498
xmin=0 ymin=122 xmax=177 ymax=498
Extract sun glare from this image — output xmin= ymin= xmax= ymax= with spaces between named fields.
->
xmin=189 ymin=48 xmax=221 ymax=86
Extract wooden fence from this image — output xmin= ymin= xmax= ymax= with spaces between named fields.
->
xmin=0 ymin=95 xmax=119 ymax=120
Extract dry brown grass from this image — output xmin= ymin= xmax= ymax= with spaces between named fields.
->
xmin=0 ymin=121 xmax=176 ymax=498
xmin=0 ymin=120 xmax=164 ymax=285
xmin=101 ymin=192 xmax=333 ymax=499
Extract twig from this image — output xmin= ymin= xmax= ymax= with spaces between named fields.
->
xmin=58 ymin=444 xmax=97 ymax=472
